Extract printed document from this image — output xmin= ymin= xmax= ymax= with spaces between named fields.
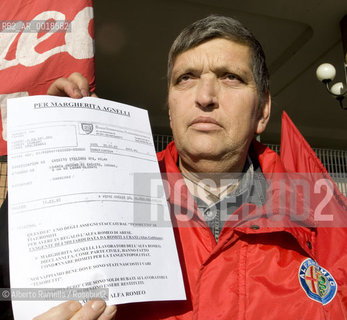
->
xmin=7 ymin=96 xmax=185 ymax=319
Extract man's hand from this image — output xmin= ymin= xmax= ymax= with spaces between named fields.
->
xmin=47 ymin=72 xmax=97 ymax=98
xmin=33 ymin=300 xmax=117 ymax=320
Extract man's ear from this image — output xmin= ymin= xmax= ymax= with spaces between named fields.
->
xmin=255 ymin=93 xmax=271 ymax=135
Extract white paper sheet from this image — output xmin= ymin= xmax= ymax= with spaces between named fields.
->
xmin=7 ymin=96 xmax=185 ymax=319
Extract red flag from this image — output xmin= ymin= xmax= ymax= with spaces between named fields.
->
xmin=281 ymin=111 xmax=336 ymax=174
xmin=0 ymin=0 xmax=95 ymax=155
xmin=280 ymin=111 xmax=347 ymax=204
xmin=280 ymin=111 xmax=347 ymax=270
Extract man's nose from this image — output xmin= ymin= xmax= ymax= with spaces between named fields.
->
xmin=195 ymin=77 xmax=218 ymax=109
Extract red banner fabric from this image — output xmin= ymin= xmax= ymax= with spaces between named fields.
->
xmin=280 ymin=110 xmax=347 ymax=222
xmin=280 ymin=110 xmax=347 ymax=285
xmin=0 ymin=0 xmax=95 ymax=155
xmin=280 ymin=111 xmax=331 ymax=174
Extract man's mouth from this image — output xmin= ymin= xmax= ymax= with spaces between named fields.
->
xmin=189 ymin=116 xmax=222 ymax=131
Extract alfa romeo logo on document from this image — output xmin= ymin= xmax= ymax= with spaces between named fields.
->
xmin=81 ymin=123 xmax=94 ymax=134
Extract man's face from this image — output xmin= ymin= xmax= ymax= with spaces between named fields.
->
xmin=168 ymin=38 xmax=270 ymax=171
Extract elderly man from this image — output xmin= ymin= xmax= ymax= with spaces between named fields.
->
xmin=35 ymin=15 xmax=346 ymax=320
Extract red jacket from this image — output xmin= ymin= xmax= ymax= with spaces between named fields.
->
xmin=116 ymin=141 xmax=347 ymax=319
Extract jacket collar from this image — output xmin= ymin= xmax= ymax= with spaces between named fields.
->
xmin=157 ymin=140 xmax=317 ymax=259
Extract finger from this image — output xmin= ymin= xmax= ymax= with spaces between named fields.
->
xmin=70 ymin=299 xmax=107 ymax=320
xmin=33 ymin=301 xmax=82 ymax=320
xmin=68 ymin=72 xmax=90 ymax=97
xmin=47 ymin=77 xmax=84 ymax=98
xmin=97 ymin=305 xmax=117 ymax=320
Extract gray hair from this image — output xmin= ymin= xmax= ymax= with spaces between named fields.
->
xmin=167 ymin=15 xmax=270 ymax=104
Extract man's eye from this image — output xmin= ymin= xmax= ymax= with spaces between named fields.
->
xmin=177 ymin=74 xmax=193 ymax=83
xmin=223 ymin=73 xmax=243 ymax=83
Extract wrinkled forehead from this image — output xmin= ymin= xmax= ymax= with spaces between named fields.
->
xmin=172 ymin=36 xmax=253 ymax=66
xmin=171 ymin=38 xmax=254 ymax=77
